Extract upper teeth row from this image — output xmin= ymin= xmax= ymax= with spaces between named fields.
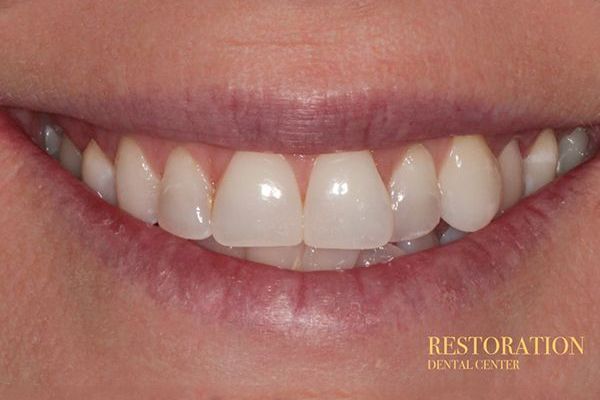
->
xmin=44 ymin=124 xmax=594 ymax=252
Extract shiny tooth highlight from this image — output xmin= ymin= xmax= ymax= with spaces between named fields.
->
xmin=498 ymin=139 xmax=524 ymax=211
xmin=389 ymin=144 xmax=441 ymax=241
xmin=158 ymin=147 xmax=213 ymax=240
xmin=396 ymin=232 xmax=439 ymax=255
xmin=301 ymin=247 xmax=360 ymax=271
xmin=304 ymin=151 xmax=393 ymax=249
xmin=59 ymin=136 xmax=82 ymax=178
xmin=523 ymin=129 xmax=558 ymax=196
xmin=246 ymin=245 xmax=304 ymax=269
xmin=557 ymin=128 xmax=589 ymax=176
xmin=438 ymin=135 xmax=502 ymax=232
xmin=115 ymin=137 xmax=160 ymax=224
xmin=212 ymin=152 xmax=303 ymax=247
xmin=81 ymin=140 xmax=117 ymax=205
xmin=356 ymin=244 xmax=404 ymax=267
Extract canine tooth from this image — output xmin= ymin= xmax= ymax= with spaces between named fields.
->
xmin=498 ymin=139 xmax=524 ymax=211
xmin=212 ymin=152 xmax=303 ymax=247
xmin=389 ymin=144 xmax=441 ymax=241
xmin=40 ymin=122 xmax=63 ymax=159
xmin=301 ymin=247 xmax=360 ymax=271
xmin=115 ymin=137 xmax=160 ymax=224
xmin=557 ymin=128 xmax=589 ymax=176
xmin=158 ymin=147 xmax=213 ymax=240
xmin=397 ymin=232 xmax=439 ymax=255
xmin=304 ymin=151 xmax=393 ymax=249
xmin=438 ymin=135 xmax=501 ymax=232
xmin=81 ymin=140 xmax=117 ymax=205
xmin=58 ymin=136 xmax=82 ymax=178
xmin=524 ymin=129 xmax=558 ymax=195
xmin=439 ymin=227 xmax=467 ymax=245
xmin=246 ymin=245 xmax=304 ymax=269
xmin=356 ymin=244 xmax=404 ymax=267
xmin=197 ymin=237 xmax=246 ymax=259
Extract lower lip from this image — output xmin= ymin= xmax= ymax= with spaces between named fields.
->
xmin=0 ymin=111 xmax=595 ymax=338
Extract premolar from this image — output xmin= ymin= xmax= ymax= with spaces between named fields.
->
xmin=557 ymin=128 xmax=589 ymax=176
xmin=523 ymin=129 xmax=558 ymax=196
xmin=304 ymin=151 xmax=393 ymax=249
xmin=158 ymin=147 xmax=213 ymax=240
xmin=212 ymin=152 xmax=303 ymax=247
xmin=59 ymin=136 xmax=82 ymax=178
xmin=438 ymin=135 xmax=501 ymax=232
xmin=81 ymin=140 xmax=117 ymax=205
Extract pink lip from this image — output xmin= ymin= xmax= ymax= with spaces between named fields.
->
xmin=2 ymin=110 xmax=597 ymax=339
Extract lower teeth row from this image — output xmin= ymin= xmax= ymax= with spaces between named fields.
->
xmin=12 ymin=110 xmax=599 ymax=271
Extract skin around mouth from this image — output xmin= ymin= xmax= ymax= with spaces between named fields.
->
xmin=1 ymin=1 xmax=600 ymax=398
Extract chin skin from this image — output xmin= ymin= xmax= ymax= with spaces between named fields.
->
xmin=1 ymin=1 xmax=600 ymax=399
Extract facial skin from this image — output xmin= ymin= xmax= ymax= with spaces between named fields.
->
xmin=1 ymin=1 xmax=600 ymax=398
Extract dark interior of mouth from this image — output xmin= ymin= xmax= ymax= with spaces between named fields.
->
xmin=5 ymin=107 xmax=600 ymax=271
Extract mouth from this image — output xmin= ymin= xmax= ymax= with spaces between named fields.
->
xmin=1 ymin=100 xmax=599 ymax=334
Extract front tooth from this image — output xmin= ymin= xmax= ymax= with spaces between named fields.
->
xmin=115 ymin=137 xmax=160 ymax=223
xmin=523 ymin=129 xmax=558 ymax=195
xmin=246 ymin=245 xmax=304 ymax=269
xmin=397 ymin=232 xmax=439 ymax=255
xmin=212 ymin=152 xmax=303 ymax=247
xmin=304 ymin=151 xmax=393 ymax=249
xmin=59 ymin=136 xmax=82 ymax=178
xmin=158 ymin=147 xmax=213 ymax=240
xmin=197 ymin=236 xmax=246 ymax=259
xmin=557 ymin=128 xmax=589 ymax=176
xmin=389 ymin=144 xmax=441 ymax=241
xmin=438 ymin=135 xmax=501 ymax=232
xmin=356 ymin=244 xmax=404 ymax=267
xmin=498 ymin=139 xmax=524 ymax=211
xmin=81 ymin=140 xmax=117 ymax=205
xmin=301 ymin=247 xmax=360 ymax=271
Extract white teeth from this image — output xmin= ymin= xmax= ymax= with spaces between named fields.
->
xmin=41 ymin=123 xmax=63 ymax=159
xmin=557 ymin=128 xmax=589 ymax=176
xmin=389 ymin=144 xmax=441 ymax=241
xmin=197 ymin=236 xmax=246 ymax=259
xmin=301 ymin=247 xmax=360 ymax=271
xmin=81 ymin=140 xmax=117 ymax=205
xmin=115 ymin=137 xmax=160 ymax=224
xmin=246 ymin=245 xmax=304 ymax=269
xmin=498 ymin=139 xmax=524 ymax=211
xmin=158 ymin=147 xmax=213 ymax=240
xmin=58 ymin=136 xmax=82 ymax=178
xmin=304 ymin=151 xmax=393 ymax=249
xmin=523 ymin=129 xmax=558 ymax=196
xmin=438 ymin=135 xmax=501 ymax=232
xmin=396 ymin=232 xmax=439 ymax=255
xmin=356 ymin=244 xmax=404 ymax=267
xmin=439 ymin=226 xmax=467 ymax=245
xmin=212 ymin=152 xmax=303 ymax=247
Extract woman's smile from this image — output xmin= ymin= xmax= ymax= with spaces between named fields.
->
xmin=1 ymin=0 xmax=600 ymax=398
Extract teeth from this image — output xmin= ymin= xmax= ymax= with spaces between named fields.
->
xmin=58 ymin=136 xmax=82 ymax=178
xmin=304 ymin=151 xmax=393 ymax=249
xmin=40 ymin=122 xmax=63 ymax=159
xmin=396 ymin=232 xmax=439 ymax=255
xmin=389 ymin=144 xmax=441 ymax=241
xmin=115 ymin=137 xmax=160 ymax=224
xmin=439 ymin=226 xmax=467 ymax=245
xmin=497 ymin=139 xmax=524 ymax=211
xmin=197 ymin=237 xmax=246 ymax=259
xmin=356 ymin=244 xmax=404 ymax=267
xmin=301 ymin=247 xmax=360 ymax=271
xmin=212 ymin=152 xmax=303 ymax=247
xmin=523 ymin=129 xmax=558 ymax=196
xmin=246 ymin=245 xmax=304 ymax=269
xmin=438 ymin=135 xmax=501 ymax=232
xmin=158 ymin=147 xmax=213 ymax=240
xmin=557 ymin=128 xmax=589 ymax=176
xmin=81 ymin=140 xmax=117 ymax=205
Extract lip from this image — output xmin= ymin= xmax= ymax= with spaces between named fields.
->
xmin=2 ymin=110 xmax=598 ymax=339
